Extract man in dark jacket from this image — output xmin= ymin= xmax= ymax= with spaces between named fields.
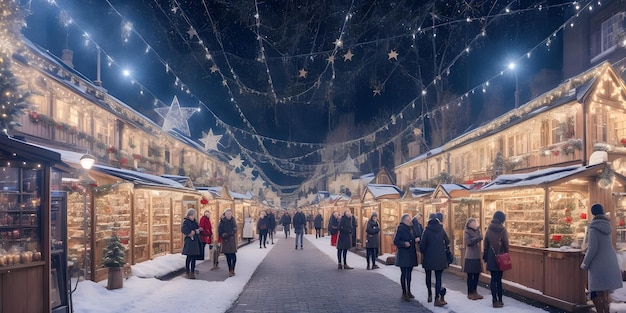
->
xmin=293 ymin=208 xmax=306 ymax=250
xmin=337 ymin=210 xmax=354 ymax=269
xmin=420 ymin=213 xmax=450 ymax=307
xmin=267 ymin=209 xmax=276 ymax=244
xmin=280 ymin=211 xmax=292 ymax=238
xmin=314 ymin=211 xmax=324 ymax=238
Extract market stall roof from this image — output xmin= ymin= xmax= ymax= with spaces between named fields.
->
xmin=360 ymin=173 xmax=375 ymax=185
xmin=362 ymin=184 xmax=403 ymax=200
xmin=403 ymin=187 xmax=435 ymax=199
xmin=432 ymin=184 xmax=470 ymax=198
xmin=476 ymin=163 xmax=606 ymax=192
xmin=161 ymin=175 xmax=194 ymax=188
xmin=329 ymin=193 xmax=350 ymax=204
xmin=230 ymin=190 xmax=253 ymax=200
xmin=0 ymin=135 xmax=70 ymax=170
xmin=196 ymin=186 xmax=234 ymax=200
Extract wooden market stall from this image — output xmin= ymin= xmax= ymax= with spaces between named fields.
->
xmin=471 ymin=163 xmax=626 ymax=311
xmin=361 ymin=184 xmax=403 ymax=254
xmin=0 ymin=135 xmax=68 ymax=313
xmin=196 ymin=187 xmax=238 ymax=240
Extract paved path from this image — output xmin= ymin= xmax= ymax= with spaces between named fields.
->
xmin=227 ymin=236 xmax=431 ymax=313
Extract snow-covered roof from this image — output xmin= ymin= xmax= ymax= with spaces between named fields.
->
xmin=329 ymin=193 xmax=350 ymax=203
xmin=399 ymin=147 xmax=444 ymax=168
xmin=365 ymin=184 xmax=403 ymax=199
xmin=405 ymin=187 xmax=435 ymax=199
xmin=478 ymin=164 xmax=605 ymax=192
xmin=161 ymin=175 xmax=194 ymax=188
xmin=230 ymin=190 xmax=252 ymax=200
xmin=360 ymin=173 xmax=375 ymax=185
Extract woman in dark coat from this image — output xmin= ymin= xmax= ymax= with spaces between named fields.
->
xmin=218 ymin=208 xmax=238 ymax=277
xmin=337 ymin=210 xmax=354 ymax=269
xmin=181 ymin=208 xmax=201 ymax=279
xmin=314 ymin=211 xmax=324 ymax=238
xmin=420 ymin=213 xmax=450 ymax=307
xmin=257 ymin=211 xmax=269 ymax=249
xmin=483 ymin=211 xmax=509 ymax=308
xmin=328 ymin=211 xmax=340 ymax=246
xmin=463 ymin=217 xmax=484 ymax=300
xmin=280 ymin=211 xmax=292 ymax=238
xmin=394 ymin=213 xmax=418 ymax=301
xmin=365 ymin=211 xmax=381 ymax=270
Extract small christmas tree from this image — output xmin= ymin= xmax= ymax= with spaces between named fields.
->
xmin=102 ymin=223 xmax=125 ymax=268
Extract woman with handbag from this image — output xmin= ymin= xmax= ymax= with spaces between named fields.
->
xmin=463 ymin=217 xmax=484 ymax=300
xmin=483 ymin=210 xmax=509 ymax=308
xmin=393 ymin=213 xmax=418 ymax=301
xmin=420 ymin=213 xmax=450 ymax=307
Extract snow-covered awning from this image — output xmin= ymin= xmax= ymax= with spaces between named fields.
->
xmin=432 ymin=184 xmax=470 ymax=198
xmin=403 ymin=187 xmax=435 ymax=199
xmin=364 ymin=184 xmax=403 ymax=199
xmin=476 ymin=163 xmax=606 ymax=192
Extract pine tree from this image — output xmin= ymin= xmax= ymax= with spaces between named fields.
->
xmin=102 ymin=224 xmax=125 ymax=268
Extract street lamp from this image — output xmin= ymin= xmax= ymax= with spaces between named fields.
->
xmin=80 ymin=153 xmax=95 ymax=279
xmin=508 ymin=62 xmax=519 ymax=109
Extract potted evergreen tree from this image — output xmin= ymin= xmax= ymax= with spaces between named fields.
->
xmin=102 ymin=223 xmax=125 ymax=290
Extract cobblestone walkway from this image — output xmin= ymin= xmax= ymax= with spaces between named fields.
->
xmin=227 ymin=236 xmax=431 ymax=313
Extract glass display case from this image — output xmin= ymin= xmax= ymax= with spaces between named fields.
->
xmin=171 ymin=199 xmax=183 ymax=253
xmin=616 ymin=194 xmax=626 ymax=250
xmin=0 ymin=167 xmax=43 ymax=268
xmin=65 ymin=191 xmax=91 ymax=275
xmin=133 ymin=191 xmax=149 ymax=263
xmin=484 ymin=194 xmax=545 ymax=248
xmin=151 ymin=196 xmax=171 ymax=257
xmin=380 ymin=201 xmax=399 ymax=254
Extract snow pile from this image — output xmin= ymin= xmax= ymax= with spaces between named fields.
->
xmin=131 ymin=253 xmax=190 ymax=278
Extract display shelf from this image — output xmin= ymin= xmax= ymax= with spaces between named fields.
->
xmin=484 ymin=195 xmax=545 ymax=248
xmin=151 ymin=196 xmax=171 ymax=256
xmin=92 ymin=186 xmax=132 ymax=276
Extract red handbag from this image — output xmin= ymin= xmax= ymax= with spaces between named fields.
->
xmin=491 ymin=242 xmax=512 ymax=271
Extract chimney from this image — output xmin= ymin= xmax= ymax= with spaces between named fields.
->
xmin=61 ymin=49 xmax=74 ymax=68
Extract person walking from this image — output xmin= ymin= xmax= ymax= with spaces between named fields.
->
xmin=267 ymin=209 xmax=276 ymax=245
xmin=280 ymin=211 xmax=292 ymax=238
xmin=293 ymin=208 xmax=306 ymax=250
xmin=257 ymin=211 xmax=269 ymax=249
xmin=181 ymin=209 xmax=202 ymax=279
xmin=420 ymin=213 xmax=450 ymax=307
xmin=483 ymin=211 xmax=509 ymax=308
xmin=329 ymin=211 xmax=340 ymax=247
xmin=337 ymin=210 xmax=354 ymax=269
xmin=351 ymin=213 xmax=358 ymax=248
xmin=463 ymin=217 xmax=484 ymax=300
xmin=412 ymin=213 xmax=424 ymax=264
xmin=314 ymin=210 xmax=324 ymax=238
xmin=581 ymin=203 xmax=623 ymax=313
xmin=365 ymin=211 xmax=380 ymax=270
xmin=243 ymin=214 xmax=254 ymax=243
xmin=218 ymin=208 xmax=238 ymax=277
xmin=394 ymin=213 xmax=418 ymax=301
xmin=199 ymin=210 xmax=213 ymax=261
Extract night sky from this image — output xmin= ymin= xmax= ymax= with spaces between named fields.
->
xmin=21 ymin=0 xmax=572 ymax=200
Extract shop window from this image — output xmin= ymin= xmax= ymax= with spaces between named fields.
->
xmin=541 ymin=120 xmax=550 ymax=147
xmin=548 ymin=192 xmax=588 ymax=249
xmin=591 ymin=107 xmax=608 ymax=143
xmin=617 ymin=196 xmax=626 ymax=249
xmin=484 ymin=194 xmax=545 ymax=248
xmin=601 ymin=13 xmax=624 ymax=53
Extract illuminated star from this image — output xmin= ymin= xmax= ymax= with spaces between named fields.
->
xmin=373 ymin=87 xmax=382 ymax=96
xmin=298 ymin=68 xmax=308 ymax=78
xmin=388 ymin=49 xmax=399 ymax=60
xmin=171 ymin=6 xmax=178 ymax=14
xmin=333 ymin=38 xmax=343 ymax=48
xmin=154 ymin=96 xmax=198 ymax=136
xmin=222 ymin=79 xmax=228 ymax=86
xmin=200 ymin=128 xmax=223 ymax=151
xmin=242 ymin=166 xmax=254 ymax=178
xmin=187 ymin=27 xmax=198 ymax=40
xmin=343 ymin=50 xmax=354 ymax=61
xmin=210 ymin=65 xmax=218 ymax=73
xmin=229 ymin=154 xmax=244 ymax=169
xmin=326 ymin=54 xmax=335 ymax=64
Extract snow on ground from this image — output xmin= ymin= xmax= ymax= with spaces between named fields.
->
xmin=72 ymin=234 xmax=626 ymax=312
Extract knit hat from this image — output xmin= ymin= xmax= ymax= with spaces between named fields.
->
xmin=493 ymin=211 xmax=506 ymax=223
xmin=371 ymin=211 xmax=378 ymax=218
xmin=436 ymin=212 xmax=444 ymax=222
xmin=428 ymin=213 xmax=437 ymax=220
xmin=591 ymin=203 xmax=605 ymax=216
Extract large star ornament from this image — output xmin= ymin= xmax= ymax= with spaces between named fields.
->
xmin=200 ymin=128 xmax=223 ymax=151
xmin=154 ymin=96 xmax=197 ymax=136
xmin=242 ymin=166 xmax=254 ymax=178
xmin=388 ymin=49 xmax=399 ymax=60
xmin=228 ymin=154 xmax=244 ymax=169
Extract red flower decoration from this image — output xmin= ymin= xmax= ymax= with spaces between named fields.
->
xmin=133 ymin=154 xmax=142 ymax=160
xmin=551 ymin=235 xmax=562 ymax=241
xmin=563 ymin=216 xmax=572 ymax=224
xmin=56 ymin=124 xmax=63 ymax=130
xmin=621 ymin=138 xmax=626 ymax=145
xmin=620 ymin=219 xmax=625 ymax=227
xmin=108 ymin=147 xmax=117 ymax=153
xmin=120 ymin=157 xmax=128 ymax=165
xmin=200 ymin=198 xmax=209 ymax=205
xmin=553 ymin=150 xmax=560 ymax=156
xmin=579 ymin=213 xmax=587 ymax=220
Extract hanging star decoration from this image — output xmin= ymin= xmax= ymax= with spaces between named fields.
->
xmin=222 ymin=79 xmax=228 ymax=86
xmin=333 ymin=38 xmax=343 ymax=48
xmin=372 ymin=87 xmax=382 ymax=96
xmin=171 ymin=6 xmax=178 ymax=14
xmin=388 ymin=49 xmax=399 ymax=61
xmin=343 ymin=50 xmax=354 ymax=61
xmin=210 ymin=65 xmax=218 ymax=73
xmin=298 ymin=68 xmax=308 ymax=78
xmin=154 ymin=96 xmax=197 ymax=136
xmin=242 ymin=166 xmax=254 ymax=178
xmin=200 ymin=128 xmax=223 ymax=151
xmin=228 ymin=154 xmax=244 ymax=169
xmin=326 ymin=54 xmax=335 ymax=64
xmin=187 ymin=27 xmax=198 ymax=40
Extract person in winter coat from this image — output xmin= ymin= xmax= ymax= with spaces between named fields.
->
xmin=394 ymin=213 xmax=419 ymax=301
xmin=293 ymin=208 xmax=306 ymax=250
xmin=483 ymin=211 xmax=509 ymax=308
xmin=328 ymin=211 xmax=340 ymax=246
xmin=242 ymin=214 xmax=254 ymax=243
xmin=181 ymin=208 xmax=202 ymax=279
xmin=581 ymin=204 xmax=623 ymax=313
xmin=412 ymin=213 xmax=424 ymax=262
xmin=463 ymin=217 xmax=484 ymax=300
xmin=280 ymin=211 xmax=292 ymax=238
xmin=198 ymin=210 xmax=213 ymax=261
xmin=218 ymin=209 xmax=238 ymax=277
xmin=257 ymin=211 xmax=269 ymax=249
xmin=351 ymin=214 xmax=358 ymax=248
xmin=314 ymin=211 xmax=324 ymax=238
xmin=365 ymin=211 xmax=381 ymax=270
xmin=267 ymin=209 xmax=276 ymax=245
xmin=337 ymin=210 xmax=354 ymax=269
xmin=420 ymin=213 xmax=450 ymax=307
